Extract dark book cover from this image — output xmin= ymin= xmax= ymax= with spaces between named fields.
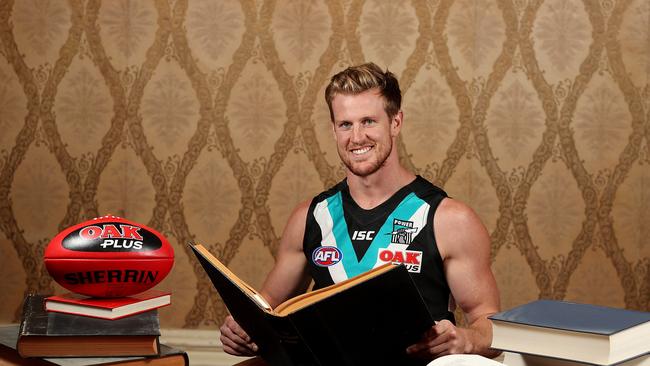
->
xmin=17 ymin=294 xmax=160 ymax=357
xmin=1 ymin=325 xmax=187 ymax=366
xmin=20 ymin=294 xmax=160 ymax=337
xmin=489 ymin=300 xmax=650 ymax=335
xmin=190 ymin=245 xmax=313 ymax=366
xmin=285 ymin=267 xmax=433 ymax=366
xmin=190 ymin=243 xmax=434 ymax=366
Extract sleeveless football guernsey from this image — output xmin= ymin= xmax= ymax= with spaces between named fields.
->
xmin=303 ymin=176 xmax=455 ymax=323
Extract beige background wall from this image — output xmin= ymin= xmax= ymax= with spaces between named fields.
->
xmin=0 ymin=0 xmax=648 ymax=329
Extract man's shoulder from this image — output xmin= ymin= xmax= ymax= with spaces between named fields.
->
xmin=290 ymin=199 xmax=313 ymax=222
xmin=434 ymin=198 xmax=490 ymax=258
xmin=435 ymin=198 xmax=480 ymax=226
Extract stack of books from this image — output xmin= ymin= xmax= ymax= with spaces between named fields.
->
xmin=488 ymin=300 xmax=650 ymax=366
xmin=44 ymin=290 xmax=171 ymax=321
xmin=0 ymin=293 xmax=186 ymax=366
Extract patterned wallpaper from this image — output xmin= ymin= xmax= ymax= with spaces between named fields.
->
xmin=0 ymin=0 xmax=648 ymax=329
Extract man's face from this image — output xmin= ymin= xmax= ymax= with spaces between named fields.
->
xmin=330 ymin=89 xmax=401 ymax=177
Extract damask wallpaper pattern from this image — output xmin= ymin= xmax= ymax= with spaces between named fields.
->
xmin=0 ymin=0 xmax=648 ymax=328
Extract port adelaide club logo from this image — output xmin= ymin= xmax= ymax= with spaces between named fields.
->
xmin=379 ymin=218 xmax=423 ymax=273
xmin=312 ymin=246 xmax=342 ymax=267
xmin=389 ymin=218 xmax=417 ymax=245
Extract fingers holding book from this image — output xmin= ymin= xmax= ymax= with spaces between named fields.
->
xmin=220 ymin=315 xmax=258 ymax=356
xmin=406 ymin=319 xmax=468 ymax=359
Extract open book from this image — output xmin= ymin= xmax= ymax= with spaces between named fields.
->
xmin=190 ymin=243 xmax=435 ymax=366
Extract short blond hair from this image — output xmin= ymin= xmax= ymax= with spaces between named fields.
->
xmin=325 ymin=62 xmax=401 ymax=121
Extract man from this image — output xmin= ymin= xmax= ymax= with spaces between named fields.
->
xmin=220 ymin=63 xmax=500 ymax=360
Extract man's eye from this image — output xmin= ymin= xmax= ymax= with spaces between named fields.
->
xmin=339 ymin=122 xmax=352 ymax=129
xmin=363 ymin=119 xmax=376 ymax=125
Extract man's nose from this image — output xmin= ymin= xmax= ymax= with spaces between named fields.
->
xmin=350 ymin=124 xmax=364 ymax=142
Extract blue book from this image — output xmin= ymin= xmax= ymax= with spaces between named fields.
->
xmin=489 ymin=300 xmax=650 ymax=365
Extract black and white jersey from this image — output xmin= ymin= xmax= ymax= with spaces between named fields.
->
xmin=303 ymin=176 xmax=455 ymax=322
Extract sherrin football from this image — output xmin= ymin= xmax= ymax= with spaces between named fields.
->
xmin=44 ymin=215 xmax=174 ymax=298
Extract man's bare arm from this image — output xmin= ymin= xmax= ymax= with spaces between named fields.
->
xmin=259 ymin=200 xmax=313 ymax=307
xmin=407 ymin=198 xmax=500 ymax=358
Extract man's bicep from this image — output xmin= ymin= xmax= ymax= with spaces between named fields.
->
xmin=259 ymin=200 xmax=312 ymax=308
xmin=435 ymin=199 xmax=500 ymax=322
xmin=445 ymin=250 xmax=499 ymax=323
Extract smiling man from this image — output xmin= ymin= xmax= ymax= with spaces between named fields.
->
xmin=219 ymin=63 xmax=501 ymax=362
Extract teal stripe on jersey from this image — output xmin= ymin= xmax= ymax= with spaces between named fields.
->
xmin=324 ymin=193 xmax=353 ymax=278
xmin=325 ymin=191 xmax=428 ymax=278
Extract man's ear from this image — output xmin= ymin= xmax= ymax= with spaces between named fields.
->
xmin=391 ymin=111 xmax=403 ymax=137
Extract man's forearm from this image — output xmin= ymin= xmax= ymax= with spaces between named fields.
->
xmin=464 ymin=316 xmax=501 ymax=358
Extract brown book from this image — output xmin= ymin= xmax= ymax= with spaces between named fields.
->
xmin=0 ymin=326 xmax=187 ymax=366
xmin=17 ymin=295 xmax=160 ymax=358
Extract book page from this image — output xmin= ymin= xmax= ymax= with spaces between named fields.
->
xmin=427 ymin=354 xmax=504 ymax=366
xmin=251 ymin=293 xmax=271 ymax=311
xmin=274 ymin=263 xmax=396 ymax=315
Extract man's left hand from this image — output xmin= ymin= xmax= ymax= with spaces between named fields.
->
xmin=406 ymin=320 xmax=470 ymax=359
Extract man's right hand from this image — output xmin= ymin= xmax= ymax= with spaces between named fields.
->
xmin=220 ymin=315 xmax=258 ymax=356
xmin=219 ymin=202 xmax=311 ymax=357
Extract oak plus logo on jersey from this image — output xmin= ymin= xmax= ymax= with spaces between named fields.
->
xmin=312 ymin=246 xmax=342 ymax=267
xmin=377 ymin=248 xmax=423 ymax=273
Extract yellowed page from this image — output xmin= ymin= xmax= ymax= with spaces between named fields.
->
xmin=193 ymin=244 xmax=272 ymax=311
xmin=274 ymin=263 xmax=396 ymax=315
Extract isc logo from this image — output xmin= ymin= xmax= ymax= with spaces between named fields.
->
xmin=351 ymin=230 xmax=375 ymax=240
xmin=312 ymin=246 xmax=342 ymax=267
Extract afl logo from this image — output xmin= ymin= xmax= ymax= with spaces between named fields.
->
xmin=312 ymin=246 xmax=342 ymax=267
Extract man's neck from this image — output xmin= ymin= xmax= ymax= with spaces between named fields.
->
xmin=346 ymin=164 xmax=416 ymax=210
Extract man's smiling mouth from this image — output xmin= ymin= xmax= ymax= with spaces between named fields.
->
xmin=351 ymin=146 xmax=372 ymax=155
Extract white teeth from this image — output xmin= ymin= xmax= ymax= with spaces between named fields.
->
xmin=352 ymin=147 xmax=371 ymax=155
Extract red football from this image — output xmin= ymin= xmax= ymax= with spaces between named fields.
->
xmin=44 ymin=215 xmax=174 ymax=298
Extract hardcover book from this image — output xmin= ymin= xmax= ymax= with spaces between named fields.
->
xmin=489 ymin=300 xmax=650 ymax=365
xmin=17 ymin=294 xmax=160 ymax=358
xmin=45 ymin=290 xmax=171 ymax=320
xmin=190 ymin=243 xmax=435 ymax=366
xmin=1 ymin=325 xmax=187 ymax=366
